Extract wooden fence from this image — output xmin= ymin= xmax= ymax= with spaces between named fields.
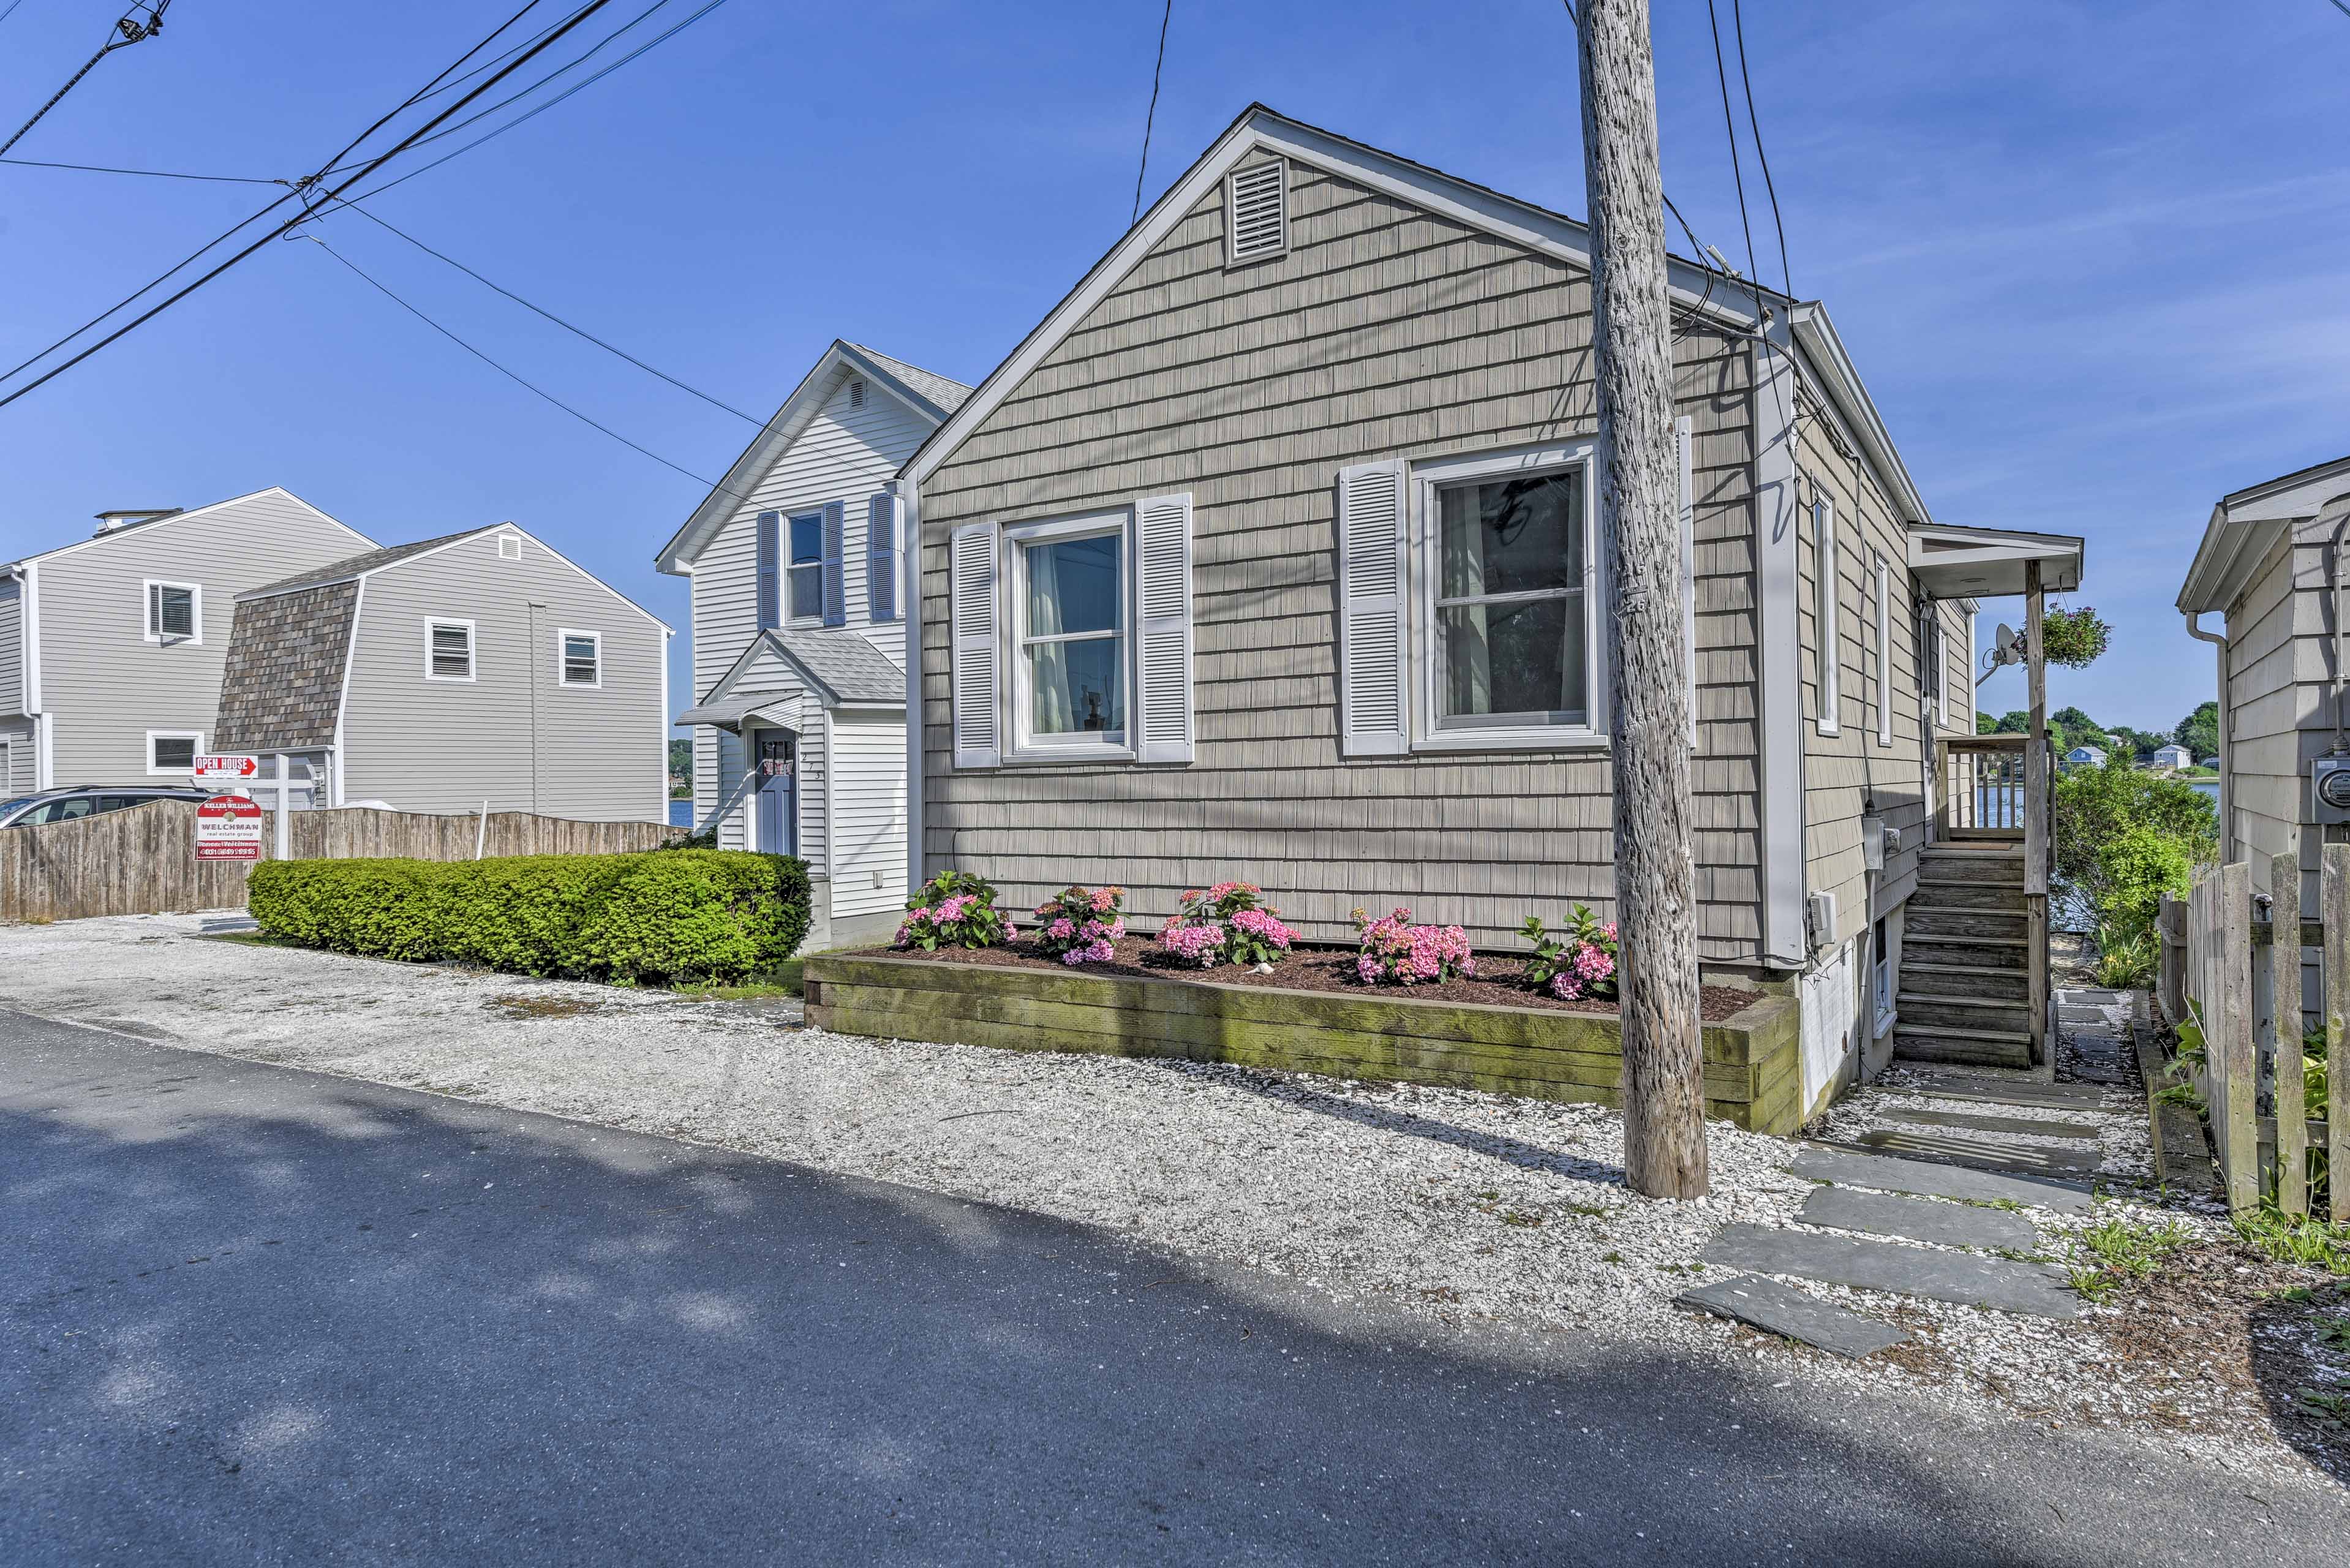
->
xmin=2160 ymin=839 xmax=2348 ymax=1221
xmin=0 ymin=801 xmax=681 ymax=924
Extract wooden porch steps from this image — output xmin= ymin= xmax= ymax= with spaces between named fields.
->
xmin=1898 ymin=843 xmax=2036 ymax=1071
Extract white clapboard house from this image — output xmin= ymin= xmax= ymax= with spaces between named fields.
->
xmin=659 ymin=341 xmax=970 ymax=948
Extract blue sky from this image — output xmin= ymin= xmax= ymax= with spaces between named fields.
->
xmin=3 ymin=0 xmax=2346 ymax=736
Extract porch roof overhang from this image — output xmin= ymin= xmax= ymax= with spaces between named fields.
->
xmin=1906 ymin=523 xmax=2083 ymax=600
xmin=676 ymin=689 xmax=799 ymax=733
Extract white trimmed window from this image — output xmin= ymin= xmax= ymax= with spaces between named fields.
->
xmin=1008 ymin=514 xmax=1129 ymax=756
xmin=1873 ymin=554 xmax=1892 ymax=746
xmin=143 ymin=579 xmax=200 ymax=644
xmin=559 ymin=629 xmax=601 ymax=688
xmin=787 ymin=510 xmax=826 ymax=622
xmin=426 ymin=619 xmax=475 ymax=682
xmin=1813 ymin=496 xmax=1840 ymax=734
xmin=147 ymin=731 xmax=201 ymax=774
xmin=1396 ymin=445 xmax=1602 ymax=752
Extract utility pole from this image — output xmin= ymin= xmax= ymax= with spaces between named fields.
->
xmin=1577 ymin=0 xmax=1709 ymax=1199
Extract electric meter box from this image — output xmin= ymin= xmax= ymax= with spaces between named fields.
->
xmin=2314 ymin=758 xmax=2350 ymax=824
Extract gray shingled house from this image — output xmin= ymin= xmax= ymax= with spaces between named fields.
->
xmin=898 ymin=105 xmax=2086 ymax=1115
xmin=214 ymin=521 xmax=671 ymax=821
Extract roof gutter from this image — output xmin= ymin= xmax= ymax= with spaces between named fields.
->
xmin=2183 ymin=611 xmax=2231 ymax=862
xmin=1786 ymin=303 xmax=1930 ymax=529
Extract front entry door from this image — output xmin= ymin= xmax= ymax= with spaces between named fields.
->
xmin=755 ymin=733 xmax=797 ymax=854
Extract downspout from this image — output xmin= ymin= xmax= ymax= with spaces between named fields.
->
xmin=2183 ymin=611 xmax=2229 ymax=863
xmin=900 ymin=477 xmax=925 ymax=899
xmin=2330 ymin=516 xmax=2350 ymax=757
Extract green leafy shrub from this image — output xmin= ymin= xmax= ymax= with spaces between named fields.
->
xmin=247 ymin=851 xmax=808 ymax=985
xmin=2054 ymin=755 xmax=2215 ymax=934
xmin=895 ymin=869 xmax=1012 ymax=950
xmin=2040 ymin=604 xmax=2111 ymax=668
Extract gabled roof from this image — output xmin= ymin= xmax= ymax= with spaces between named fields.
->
xmin=655 ymin=340 xmax=972 ymax=576
xmin=904 ymin=103 xmax=1781 ymax=488
xmin=2179 ymin=453 xmax=2350 ymax=617
xmin=0 ymin=486 xmax=374 ymax=574
xmin=684 ymin=627 xmax=906 ymax=724
xmin=242 ymin=526 xmax=495 ymax=598
xmin=238 ymin=521 xmax=670 ymax=633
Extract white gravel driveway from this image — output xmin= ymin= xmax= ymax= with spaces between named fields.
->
xmin=0 ymin=913 xmax=2326 ymax=1487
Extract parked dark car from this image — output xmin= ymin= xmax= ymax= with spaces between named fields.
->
xmin=0 ymin=786 xmax=211 ymax=829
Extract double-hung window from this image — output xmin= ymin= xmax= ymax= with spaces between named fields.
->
xmin=1009 ymin=516 xmax=1128 ymax=753
xmin=1403 ymin=447 xmax=1599 ymax=749
xmin=145 ymin=580 xmax=199 ymax=643
xmin=787 ymin=511 xmax=826 ymax=622
xmin=427 ymin=619 xmax=475 ymax=681
xmin=559 ymin=629 xmax=601 ymax=688
xmin=1873 ymin=554 xmax=1893 ymax=745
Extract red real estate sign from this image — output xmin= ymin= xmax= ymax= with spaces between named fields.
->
xmin=194 ymin=794 xmax=265 ymax=861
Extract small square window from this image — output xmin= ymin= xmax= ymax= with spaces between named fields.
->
xmin=427 ymin=621 xmax=475 ymax=681
xmin=560 ymin=631 xmax=600 ymax=687
xmin=146 ymin=581 xmax=198 ymax=641
xmin=149 ymin=733 xmax=198 ymax=772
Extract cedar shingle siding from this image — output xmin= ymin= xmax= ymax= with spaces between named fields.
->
xmin=213 ymin=582 xmax=358 ymax=752
xmin=917 ymin=154 xmax=1764 ymax=954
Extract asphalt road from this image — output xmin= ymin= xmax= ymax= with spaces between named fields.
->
xmin=2 ymin=1008 xmax=2340 ymax=1566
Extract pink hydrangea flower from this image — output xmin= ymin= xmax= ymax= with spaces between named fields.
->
xmin=1550 ymin=971 xmax=1582 ymax=1000
xmin=1048 ymin=917 xmax=1075 ymax=941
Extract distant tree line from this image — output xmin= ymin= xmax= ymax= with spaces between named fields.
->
xmin=1976 ymin=700 xmax=2217 ymax=763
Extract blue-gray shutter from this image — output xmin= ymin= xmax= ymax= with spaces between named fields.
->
xmin=867 ymin=492 xmax=898 ymax=623
xmin=821 ymin=500 xmax=847 ymax=628
xmin=756 ymin=511 xmax=780 ymax=630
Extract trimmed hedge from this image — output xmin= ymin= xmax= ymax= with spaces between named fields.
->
xmin=247 ymin=850 xmax=809 ymax=984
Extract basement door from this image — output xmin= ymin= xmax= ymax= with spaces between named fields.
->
xmin=755 ymin=733 xmax=797 ymax=856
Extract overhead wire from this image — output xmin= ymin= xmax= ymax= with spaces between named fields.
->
xmin=0 ymin=0 xmax=172 ymax=160
xmin=1703 ymin=0 xmax=1766 ymax=317
xmin=298 ymin=233 xmax=748 ymax=502
xmin=1729 ymin=0 xmax=1791 ymax=301
xmin=0 ymin=154 xmax=281 ymax=183
xmin=319 ymin=195 xmax=764 ymax=427
xmin=1132 ymin=0 xmax=1172 ymax=225
xmin=0 ymin=0 xmax=619 ymax=411
xmin=328 ymin=0 xmax=735 ymax=206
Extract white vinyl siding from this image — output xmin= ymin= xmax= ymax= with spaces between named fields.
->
xmin=29 ymin=488 xmax=374 ymax=790
xmin=0 ymin=581 xmax=23 ymax=716
xmin=829 ymin=713 xmax=909 ymax=916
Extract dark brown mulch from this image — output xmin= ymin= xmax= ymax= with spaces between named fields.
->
xmin=859 ymin=935 xmax=1762 ymax=1022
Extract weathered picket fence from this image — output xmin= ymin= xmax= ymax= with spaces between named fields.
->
xmin=2159 ymin=839 xmax=2348 ymax=1221
xmin=0 ymin=800 xmax=680 ymax=923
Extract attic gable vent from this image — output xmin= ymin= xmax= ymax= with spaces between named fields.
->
xmin=849 ymin=378 xmax=865 ymax=410
xmin=1226 ymin=159 xmax=1288 ymax=266
xmin=498 ymin=533 xmax=521 ymax=560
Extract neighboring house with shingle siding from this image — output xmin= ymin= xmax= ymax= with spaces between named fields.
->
xmin=0 ymin=489 xmax=375 ymax=797
xmin=215 ymin=522 xmax=670 ymax=820
xmin=659 ymin=339 xmax=971 ymax=947
xmin=901 ymin=106 xmax=2040 ymax=1113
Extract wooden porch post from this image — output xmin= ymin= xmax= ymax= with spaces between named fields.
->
xmin=2024 ymin=563 xmax=2050 ymax=1065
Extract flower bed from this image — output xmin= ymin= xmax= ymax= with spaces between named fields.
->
xmin=804 ymin=940 xmax=1800 ymax=1133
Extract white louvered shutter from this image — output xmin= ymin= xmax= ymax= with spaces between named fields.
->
xmin=1336 ymin=460 xmax=1409 ymax=756
xmin=821 ymin=500 xmax=848 ymax=628
xmin=1678 ymin=417 xmax=1698 ymax=746
xmin=867 ymin=492 xmax=898 ymax=624
xmin=949 ymin=522 xmax=1001 ymax=768
xmin=1227 ymin=160 xmax=1287 ymax=265
xmin=1133 ymin=493 xmax=1195 ymax=764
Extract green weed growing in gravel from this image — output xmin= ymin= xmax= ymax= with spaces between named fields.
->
xmin=2233 ymin=1209 xmax=2350 ymax=1275
xmin=2315 ymin=1314 xmax=2350 ymax=1351
xmin=2065 ymin=1216 xmax=2194 ymax=1302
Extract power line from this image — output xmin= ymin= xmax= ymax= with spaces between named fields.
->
xmin=0 ymin=0 xmax=619 ymax=412
xmin=2332 ymin=0 xmax=2350 ymax=20
xmin=300 ymin=234 xmax=748 ymax=503
xmin=1132 ymin=0 xmax=1172 ymax=224
xmin=0 ymin=0 xmax=36 ymax=28
xmin=0 ymin=154 xmax=281 ymax=183
xmin=322 ymin=195 xmax=765 ymax=426
xmin=332 ymin=0 xmax=735 ymax=206
xmin=1729 ymin=0 xmax=1791 ymax=301
xmin=0 ymin=1 xmax=172 ymax=160
xmin=1703 ymin=0 xmax=1766 ymax=314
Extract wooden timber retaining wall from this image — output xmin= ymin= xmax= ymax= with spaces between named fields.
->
xmin=0 ymin=801 xmax=680 ymax=923
xmin=803 ymin=954 xmax=1806 ymax=1134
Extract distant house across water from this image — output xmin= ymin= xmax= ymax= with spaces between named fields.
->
xmin=2149 ymin=742 xmax=2193 ymax=769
